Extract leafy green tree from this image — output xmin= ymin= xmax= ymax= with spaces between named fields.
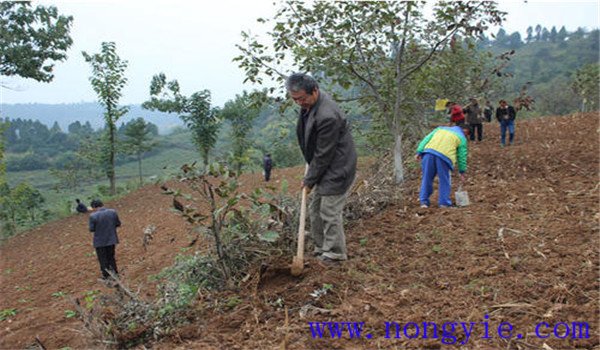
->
xmin=541 ymin=27 xmax=550 ymax=41
xmin=525 ymin=26 xmax=533 ymax=43
xmin=507 ymin=32 xmax=523 ymax=49
xmin=0 ymin=2 xmax=73 ymax=83
xmin=535 ymin=24 xmax=542 ymax=41
xmin=495 ymin=28 xmax=508 ymax=46
xmin=11 ymin=182 xmax=45 ymax=222
xmin=122 ymin=118 xmax=158 ymax=184
xmin=557 ymin=26 xmax=568 ymax=42
xmin=549 ymin=26 xmax=558 ymax=43
xmin=572 ymin=63 xmax=600 ymax=112
xmin=83 ymin=42 xmax=129 ymax=195
xmin=235 ymin=1 xmax=504 ymax=183
xmin=220 ymin=91 xmax=263 ymax=173
xmin=0 ymin=121 xmax=12 ymax=235
xmin=0 ymin=121 xmax=6 ymax=186
xmin=143 ymin=73 xmax=221 ymax=166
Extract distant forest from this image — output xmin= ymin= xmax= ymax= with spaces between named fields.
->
xmin=480 ymin=26 xmax=599 ymax=115
xmin=2 ymin=118 xmax=160 ymax=172
xmin=1 ymin=103 xmax=182 ymax=134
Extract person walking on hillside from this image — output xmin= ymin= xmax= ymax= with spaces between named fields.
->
xmin=464 ymin=98 xmax=483 ymax=142
xmin=416 ymin=125 xmax=469 ymax=208
xmin=496 ymin=99 xmax=517 ymax=146
xmin=446 ymin=101 xmax=466 ymax=126
xmin=287 ymin=73 xmax=357 ymax=264
xmin=263 ymin=154 xmax=273 ymax=182
xmin=88 ymin=199 xmax=121 ymax=281
xmin=75 ymin=198 xmax=89 ymax=213
xmin=483 ymin=100 xmax=494 ymax=123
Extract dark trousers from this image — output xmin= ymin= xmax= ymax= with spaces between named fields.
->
xmin=96 ymin=245 xmax=118 ymax=279
xmin=264 ymin=168 xmax=271 ymax=182
xmin=500 ymin=120 xmax=515 ymax=145
xmin=469 ymin=123 xmax=483 ymax=141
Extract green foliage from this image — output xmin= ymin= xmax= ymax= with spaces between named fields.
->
xmin=83 ymin=42 xmax=129 ymax=195
xmin=236 ymin=1 xmax=504 ymax=181
xmin=0 ymin=2 xmax=73 ymax=82
xmin=1 ymin=181 xmax=46 ymax=237
xmin=155 ymin=253 xmax=222 ymax=306
xmin=220 ymin=91 xmax=264 ymax=173
xmin=0 ymin=308 xmax=17 ymax=321
xmin=163 ymin=162 xmax=295 ymax=286
xmin=122 ymin=118 xmax=158 ymax=184
xmin=572 ymin=63 xmax=600 ymax=112
xmin=143 ymin=73 xmax=221 ymax=166
xmin=11 ymin=182 xmax=45 ymax=221
xmin=64 ymin=309 xmax=78 ymax=318
xmin=83 ymin=290 xmax=100 ymax=310
xmin=483 ymin=28 xmax=599 ymax=116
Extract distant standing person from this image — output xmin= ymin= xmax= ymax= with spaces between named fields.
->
xmin=483 ymin=100 xmax=494 ymax=123
xmin=463 ymin=98 xmax=483 ymax=142
xmin=446 ymin=101 xmax=465 ymax=126
xmin=88 ymin=199 xmax=121 ymax=281
xmin=416 ymin=125 xmax=469 ymax=208
xmin=496 ymin=99 xmax=517 ymax=146
xmin=263 ymin=154 xmax=273 ymax=182
xmin=75 ymin=198 xmax=88 ymax=213
xmin=287 ymin=73 xmax=357 ymax=264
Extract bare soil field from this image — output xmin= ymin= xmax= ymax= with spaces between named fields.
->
xmin=1 ymin=113 xmax=598 ymax=349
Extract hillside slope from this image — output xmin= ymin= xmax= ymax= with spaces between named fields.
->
xmin=1 ymin=113 xmax=598 ymax=349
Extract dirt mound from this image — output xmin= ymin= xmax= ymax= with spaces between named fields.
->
xmin=1 ymin=113 xmax=598 ymax=349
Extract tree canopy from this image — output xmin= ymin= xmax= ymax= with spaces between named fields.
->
xmin=83 ymin=42 xmax=129 ymax=195
xmin=143 ymin=73 xmax=221 ymax=166
xmin=0 ymin=2 xmax=73 ymax=83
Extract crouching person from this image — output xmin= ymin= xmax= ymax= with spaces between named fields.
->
xmin=416 ymin=125 xmax=468 ymax=208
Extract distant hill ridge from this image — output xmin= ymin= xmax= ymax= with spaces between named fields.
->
xmin=0 ymin=102 xmax=183 ymax=134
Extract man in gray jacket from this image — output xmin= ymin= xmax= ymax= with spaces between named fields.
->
xmin=89 ymin=199 xmax=121 ymax=280
xmin=287 ymin=73 xmax=357 ymax=264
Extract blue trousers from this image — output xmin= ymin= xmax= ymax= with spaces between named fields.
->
xmin=500 ymin=120 xmax=515 ymax=145
xmin=419 ymin=153 xmax=452 ymax=207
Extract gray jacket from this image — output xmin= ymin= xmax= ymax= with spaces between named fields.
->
xmin=296 ymin=92 xmax=357 ymax=195
xmin=89 ymin=208 xmax=121 ymax=248
xmin=464 ymin=104 xmax=483 ymax=125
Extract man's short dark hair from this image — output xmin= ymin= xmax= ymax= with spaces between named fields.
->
xmin=286 ymin=73 xmax=319 ymax=94
xmin=75 ymin=198 xmax=81 ymax=203
xmin=91 ymin=199 xmax=104 ymax=208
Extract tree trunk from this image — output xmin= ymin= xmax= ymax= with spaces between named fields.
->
xmin=137 ymin=153 xmax=143 ymax=186
xmin=393 ymin=133 xmax=405 ymax=184
xmin=202 ymin=148 xmax=209 ymax=167
xmin=108 ymin=115 xmax=116 ymax=195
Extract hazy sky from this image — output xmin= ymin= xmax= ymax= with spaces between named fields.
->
xmin=1 ymin=0 xmax=598 ymax=107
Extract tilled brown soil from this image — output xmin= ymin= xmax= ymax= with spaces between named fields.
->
xmin=1 ymin=113 xmax=598 ymax=349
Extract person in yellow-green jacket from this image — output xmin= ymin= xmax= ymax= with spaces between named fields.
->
xmin=415 ymin=125 xmax=468 ymax=208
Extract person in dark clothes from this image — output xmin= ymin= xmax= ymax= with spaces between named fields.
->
xmin=75 ymin=198 xmax=88 ymax=213
xmin=463 ymin=98 xmax=483 ymax=142
xmin=88 ymin=199 xmax=121 ymax=280
xmin=263 ymin=154 xmax=273 ymax=182
xmin=495 ymin=99 xmax=517 ymax=146
xmin=483 ymin=100 xmax=494 ymax=123
xmin=287 ymin=73 xmax=357 ymax=264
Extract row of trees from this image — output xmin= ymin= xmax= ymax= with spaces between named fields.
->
xmin=3 ymin=117 xmax=159 ymax=172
